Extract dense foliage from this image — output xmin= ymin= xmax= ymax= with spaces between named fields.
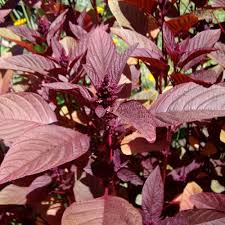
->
xmin=1 ymin=0 xmax=225 ymax=224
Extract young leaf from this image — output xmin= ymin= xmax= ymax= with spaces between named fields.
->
xmin=142 ymin=166 xmax=164 ymax=224
xmin=61 ymin=196 xmax=142 ymax=225
xmin=0 ymin=92 xmax=57 ymax=145
xmin=0 ymin=125 xmax=90 ymax=184
xmin=85 ymin=26 xmax=116 ymax=87
xmin=190 ymin=192 xmax=225 ymax=212
xmin=115 ymin=100 xmax=156 ymax=143
xmin=46 ymin=9 xmax=68 ymax=44
xmin=150 ymin=82 xmax=225 ymax=127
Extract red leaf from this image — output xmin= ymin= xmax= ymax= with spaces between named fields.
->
xmin=0 ymin=125 xmax=89 ymax=184
xmin=142 ymin=166 xmax=164 ymax=224
xmin=165 ymin=13 xmax=198 ymax=35
xmin=119 ymin=0 xmax=157 ymax=14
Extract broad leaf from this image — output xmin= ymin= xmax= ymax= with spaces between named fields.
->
xmin=159 ymin=209 xmax=225 ymax=225
xmin=150 ymin=82 xmax=225 ymax=127
xmin=190 ymin=192 xmax=225 ymax=212
xmin=142 ymin=166 xmax=164 ymax=224
xmin=0 ymin=92 xmax=57 ymax=145
xmin=61 ymin=196 xmax=142 ymax=225
xmin=0 ymin=54 xmax=57 ymax=75
xmin=115 ymin=100 xmax=156 ymax=143
xmin=0 ymin=125 xmax=90 ymax=184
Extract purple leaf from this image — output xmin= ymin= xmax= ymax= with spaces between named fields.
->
xmin=85 ymin=26 xmax=116 ymax=88
xmin=212 ymin=0 xmax=225 ymax=8
xmin=150 ymin=82 xmax=225 ymax=127
xmin=117 ymin=168 xmax=143 ymax=186
xmin=46 ymin=9 xmax=68 ymax=45
xmin=61 ymin=196 xmax=142 ymax=225
xmin=190 ymin=192 xmax=225 ymax=212
xmin=0 ymin=9 xmax=11 ymax=23
xmin=0 ymin=92 xmax=57 ymax=145
xmin=0 ymin=125 xmax=90 ymax=184
xmin=111 ymin=28 xmax=163 ymax=59
xmin=163 ymin=23 xmax=177 ymax=59
xmin=115 ymin=100 xmax=156 ymax=143
xmin=42 ymin=82 xmax=92 ymax=101
xmin=0 ymin=54 xmax=57 ymax=75
xmin=159 ymin=209 xmax=225 ymax=225
xmin=69 ymin=22 xmax=87 ymax=39
xmin=184 ymin=29 xmax=220 ymax=52
xmin=142 ymin=166 xmax=164 ymax=224
xmin=9 ymin=25 xmax=41 ymax=43
xmin=109 ymin=44 xmax=137 ymax=85
xmin=209 ymin=42 xmax=225 ymax=68
xmin=178 ymin=29 xmax=220 ymax=69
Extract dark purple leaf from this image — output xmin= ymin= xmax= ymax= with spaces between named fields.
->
xmin=150 ymin=82 xmax=225 ymax=127
xmin=109 ymin=44 xmax=137 ymax=85
xmin=46 ymin=9 xmax=68 ymax=45
xmin=85 ymin=26 xmax=116 ymax=88
xmin=0 ymin=125 xmax=90 ymax=184
xmin=190 ymin=192 xmax=225 ymax=212
xmin=163 ymin=23 xmax=177 ymax=59
xmin=0 ymin=54 xmax=57 ymax=75
xmin=42 ymin=82 xmax=92 ymax=101
xmin=117 ymin=168 xmax=143 ymax=186
xmin=115 ymin=100 xmax=156 ymax=143
xmin=142 ymin=166 xmax=164 ymax=224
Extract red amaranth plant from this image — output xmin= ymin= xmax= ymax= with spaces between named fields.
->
xmin=0 ymin=0 xmax=225 ymax=224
